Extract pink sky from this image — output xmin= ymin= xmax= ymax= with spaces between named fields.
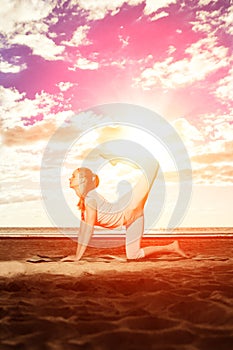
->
xmin=0 ymin=0 xmax=232 ymax=227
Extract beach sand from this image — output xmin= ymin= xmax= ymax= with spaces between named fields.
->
xmin=0 ymin=237 xmax=233 ymax=350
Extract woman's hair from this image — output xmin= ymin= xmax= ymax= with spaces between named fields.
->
xmin=75 ymin=167 xmax=99 ymax=187
xmin=75 ymin=167 xmax=99 ymax=220
xmin=93 ymin=173 xmax=99 ymax=187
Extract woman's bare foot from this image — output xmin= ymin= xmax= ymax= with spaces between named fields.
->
xmin=100 ymin=153 xmax=119 ymax=166
xmin=100 ymin=153 xmax=140 ymax=169
xmin=170 ymin=241 xmax=189 ymax=258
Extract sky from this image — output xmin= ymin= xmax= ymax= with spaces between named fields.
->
xmin=0 ymin=0 xmax=232 ymax=228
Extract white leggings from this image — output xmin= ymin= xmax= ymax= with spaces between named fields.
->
xmin=117 ymin=157 xmax=159 ymax=259
xmin=100 ymin=148 xmax=159 ymax=259
xmin=125 ymin=215 xmax=145 ymax=260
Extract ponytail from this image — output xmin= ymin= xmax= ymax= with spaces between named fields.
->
xmin=77 ymin=196 xmax=85 ymax=221
xmin=93 ymin=173 xmax=99 ymax=187
xmin=75 ymin=169 xmax=99 ymax=221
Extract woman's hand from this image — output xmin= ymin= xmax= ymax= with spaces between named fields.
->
xmin=61 ymin=255 xmax=80 ymax=262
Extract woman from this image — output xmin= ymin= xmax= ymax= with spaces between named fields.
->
xmin=63 ymin=156 xmax=187 ymax=261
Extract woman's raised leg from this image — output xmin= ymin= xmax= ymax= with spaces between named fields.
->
xmin=101 ymin=150 xmax=159 ymax=213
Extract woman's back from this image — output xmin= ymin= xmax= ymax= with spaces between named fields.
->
xmin=85 ymin=190 xmax=125 ymax=229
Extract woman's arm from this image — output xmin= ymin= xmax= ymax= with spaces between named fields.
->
xmin=75 ymin=199 xmax=97 ymax=260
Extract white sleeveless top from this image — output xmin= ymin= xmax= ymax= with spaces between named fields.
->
xmin=85 ymin=190 xmax=125 ymax=229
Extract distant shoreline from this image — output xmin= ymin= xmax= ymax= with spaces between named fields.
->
xmin=0 ymin=227 xmax=233 ymax=240
xmin=0 ymin=226 xmax=232 ymax=238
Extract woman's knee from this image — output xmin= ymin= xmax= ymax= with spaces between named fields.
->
xmin=126 ymin=247 xmax=145 ymax=260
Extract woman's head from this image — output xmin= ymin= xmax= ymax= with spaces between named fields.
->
xmin=69 ymin=167 xmax=99 ymax=196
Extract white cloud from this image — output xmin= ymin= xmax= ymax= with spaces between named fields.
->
xmin=215 ymin=67 xmax=233 ymax=101
xmin=171 ymin=115 xmax=233 ymax=184
xmin=0 ymin=0 xmax=54 ymax=34
xmin=0 ymin=144 xmax=44 ymax=212
xmin=1 ymin=122 xmax=57 ymax=147
xmin=173 ymin=118 xmax=204 ymax=149
xmin=0 ymin=87 xmax=51 ymax=130
xmin=76 ymin=0 xmax=175 ymax=20
xmin=200 ymin=112 xmax=233 ymax=141
xmin=144 ymin=0 xmax=176 ymax=15
xmin=11 ymin=33 xmax=65 ymax=61
xmin=0 ymin=145 xmax=41 ymax=182
xmin=76 ymin=0 xmax=142 ymax=20
xmin=191 ymin=10 xmax=219 ymax=33
xmin=198 ymin=0 xmax=218 ymax=5
xmin=62 ymin=25 xmax=91 ymax=47
xmin=210 ymin=122 xmax=233 ymax=142
xmin=0 ymin=192 xmax=40 ymax=205
xmin=167 ymin=45 xmax=176 ymax=55
xmin=0 ymin=1 xmax=64 ymax=61
xmin=221 ymin=5 xmax=233 ymax=35
xmin=192 ymin=6 xmax=233 ymax=35
xmin=69 ymin=57 xmax=99 ymax=70
xmin=134 ymin=36 xmax=229 ymax=89
xmin=0 ymin=58 xmax=27 ymax=73
xmin=110 ymin=59 xmax=127 ymax=68
xmin=149 ymin=11 xmax=169 ymax=21
xmin=188 ymin=115 xmax=233 ymax=183
xmin=57 ymin=82 xmax=75 ymax=92
xmin=119 ymin=34 xmax=130 ymax=48
xmin=0 ymin=86 xmax=24 ymax=110
xmin=0 ymin=86 xmax=73 ymax=138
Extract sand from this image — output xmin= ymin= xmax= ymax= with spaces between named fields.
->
xmin=0 ymin=237 xmax=233 ymax=350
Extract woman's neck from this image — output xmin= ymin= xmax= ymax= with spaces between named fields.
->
xmin=75 ymin=184 xmax=96 ymax=198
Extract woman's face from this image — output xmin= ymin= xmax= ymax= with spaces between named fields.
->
xmin=69 ymin=170 xmax=90 ymax=195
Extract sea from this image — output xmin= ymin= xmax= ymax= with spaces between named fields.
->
xmin=0 ymin=227 xmax=232 ymax=238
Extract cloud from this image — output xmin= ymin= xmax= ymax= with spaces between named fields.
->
xmin=198 ymin=0 xmax=218 ymax=6
xmin=0 ymin=57 xmax=27 ymax=73
xmin=210 ymin=122 xmax=233 ymax=142
xmin=11 ymin=33 xmax=65 ymax=61
xmin=1 ymin=122 xmax=56 ymax=147
xmin=192 ymin=164 xmax=233 ymax=185
xmin=134 ymin=36 xmax=229 ymax=89
xmin=149 ymin=11 xmax=169 ymax=21
xmin=144 ymin=0 xmax=176 ymax=15
xmin=0 ymin=145 xmax=42 ymax=206
xmin=0 ymin=1 xmax=64 ymax=61
xmin=62 ymin=117 xmax=128 ymax=168
xmin=76 ymin=0 xmax=141 ymax=20
xmin=172 ymin=118 xmax=204 ymax=148
xmin=0 ymin=85 xmax=24 ymax=110
xmin=200 ymin=113 xmax=233 ymax=142
xmin=191 ymin=139 xmax=233 ymax=167
xmin=75 ymin=0 xmax=176 ymax=20
xmin=118 ymin=34 xmax=130 ymax=48
xmin=0 ymin=0 xmax=54 ymax=34
xmin=0 ymin=193 xmax=41 ymax=205
xmin=171 ymin=116 xmax=233 ymax=184
xmin=1 ymin=109 xmax=75 ymax=147
xmin=57 ymin=82 xmax=75 ymax=92
xmin=215 ymin=66 xmax=233 ymax=102
xmin=0 ymin=86 xmax=27 ymax=129
xmin=225 ymin=140 xmax=233 ymax=154
xmin=192 ymin=152 xmax=233 ymax=164
xmin=162 ymin=169 xmax=192 ymax=183
xmin=192 ymin=6 xmax=233 ymax=35
xmin=221 ymin=5 xmax=233 ymax=35
xmin=188 ymin=136 xmax=233 ymax=184
xmin=0 ymin=86 xmax=72 ymax=131
xmin=62 ymin=25 xmax=91 ymax=47
xmin=69 ymin=57 xmax=99 ymax=70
